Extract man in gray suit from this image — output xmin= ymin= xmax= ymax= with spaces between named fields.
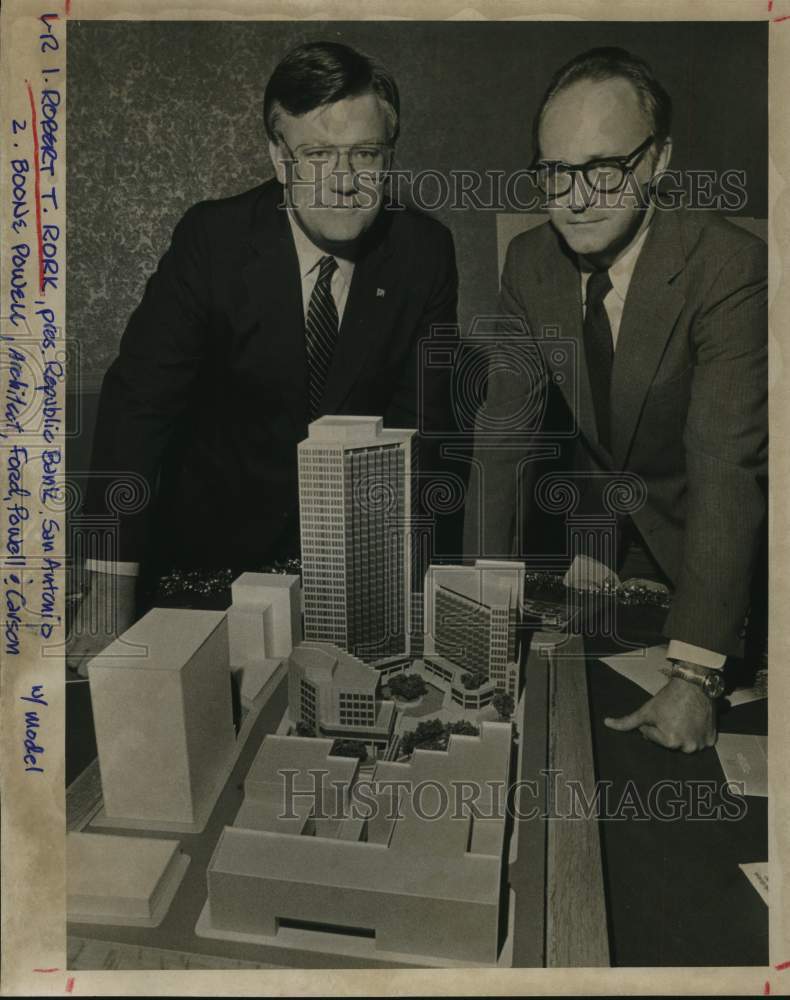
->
xmin=465 ymin=48 xmax=767 ymax=752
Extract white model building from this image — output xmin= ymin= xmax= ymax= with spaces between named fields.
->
xmin=67 ymin=831 xmax=189 ymax=927
xmin=298 ymin=416 xmax=415 ymax=666
xmin=228 ymin=572 xmax=301 ymax=704
xmin=287 ymin=641 xmax=396 ymax=754
xmin=199 ymin=723 xmax=512 ymax=964
xmin=232 ymin=733 xmax=360 ymax=838
xmin=422 ymin=559 xmax=526 ymax=709
xmin=88 ymin=608 xmax=236 ymax=832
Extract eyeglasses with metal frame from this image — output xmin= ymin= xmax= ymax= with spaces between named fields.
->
xmin=277 ymin=139 xmax=394 ymax=182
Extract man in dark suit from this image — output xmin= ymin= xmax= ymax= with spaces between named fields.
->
xmin=71 ymin=41 xmax=457 ymax=666
xmin=464 ymin=48 xmax=767 ymax=752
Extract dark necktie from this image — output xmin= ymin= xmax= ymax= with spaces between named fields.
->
xmin=305 ymin=255 xmax=339 ymax=419
xmin=584 ymin=269 xmax=614 ymax=452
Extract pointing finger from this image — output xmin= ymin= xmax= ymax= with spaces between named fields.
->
xmin=604 ymin=707 xmax=648 ymax=732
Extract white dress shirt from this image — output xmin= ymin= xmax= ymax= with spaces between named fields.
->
xmin=286 ymin=209 xmax=355 ymax=323
xmin=575 ymin=218 xmax=725 ymax=670
xmin=579 ymin=216 xmax=652 ymax=340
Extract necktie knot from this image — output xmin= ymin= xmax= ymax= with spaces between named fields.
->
xmin=317 ymin=254 xmax=338 ymax=284
xmin=586 ymin=268 xmax=612 ymax=309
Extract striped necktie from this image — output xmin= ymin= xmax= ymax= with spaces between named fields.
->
xmin=305 ymin=255 xmax=339 ymax=420
xmin=584 ymin=269 xmax=614 ymax=452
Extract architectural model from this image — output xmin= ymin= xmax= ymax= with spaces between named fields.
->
xmin=422 ymin=559 xmax=526 ymax=709
xmin=298 ymin=416 xmax=416 ymax=666
xmin=227 ymin=571 xmax=301 ymax=705
xmin=78 ymin=416 xmax=526 ymax=956
xmin=287 ymin=640 xmax=396 ymax=755
xmin=198 ymin=723 xmax=512 ymax=964
xmin=67 ymin=831 xmax=190 ymax=927
xmin=88 ymin=608 xmax=235 ymax=832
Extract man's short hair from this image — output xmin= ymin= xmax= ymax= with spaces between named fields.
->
xmin=264 ymin=41 xmax=400 ymax=143
xmin=534 ymin=46 xmax=672 ymax=153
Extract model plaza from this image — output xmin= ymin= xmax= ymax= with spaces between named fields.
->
xmin=73 ymin=416 xmax=528 ymax=965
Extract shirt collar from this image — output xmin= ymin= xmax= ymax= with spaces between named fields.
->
xmin=579 ymin=213 xmax=653 ymax=303
xmin=286 ymin=209 xmax=355 ymax=286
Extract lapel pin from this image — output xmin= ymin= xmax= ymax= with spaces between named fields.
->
xmin=376 ymin=287 xmax=386 ymax=297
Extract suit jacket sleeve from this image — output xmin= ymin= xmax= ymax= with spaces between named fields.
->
xmin=663 ymin=238 xmax=768 ymax=656
xmin=85 ymin=205 xmax=211 ymax=563
xmin=462 ymin=237 xmax=550 ymax=559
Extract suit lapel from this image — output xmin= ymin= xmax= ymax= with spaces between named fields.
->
xmin=610 ymin=209 xmax=687 ymax=468
xmin=534 ymin=236 xmax=603 ymax=457
xmin=241 ymin=183 xmax=308 ymax=425
xmin=320 ymin=213 xmax=397 ymax=415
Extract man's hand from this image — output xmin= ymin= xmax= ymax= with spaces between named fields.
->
xmin=563 ymin=555 xmax=620 ymax=591
xmin=66 ymin=571 xmax=138 ymax=677
xmin=604 ymin=676 xmax=717 ymax=752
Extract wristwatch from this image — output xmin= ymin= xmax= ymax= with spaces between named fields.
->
xmin=668 ymin=659 xmax=726 ymax=699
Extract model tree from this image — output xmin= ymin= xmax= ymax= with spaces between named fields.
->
xmin=400 ymin=718 xmax=444 ymax=754
xmin=446 ymin=720 xmax=480 ymax=738
xmin=331 ymin=739 xmax=368 ymax=762
xmin=492 ymin=691 xmax=515 ymax=720
xmin=294 ymin=720 xmax=315 ymax=737
xmin=400 ymin=718 xmax=480 ymax=755
xmin=388 ymin=673 xmax=427 ymax=701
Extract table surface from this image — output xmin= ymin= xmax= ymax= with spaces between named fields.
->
xmin=66 ymin=594 xmax=768 ymax=969
xmin=586 ymin=644 xmax=768 ymax=967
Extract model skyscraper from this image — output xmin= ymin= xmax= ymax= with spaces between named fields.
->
xmin=298 ymin=416 xmax=416 ymax=665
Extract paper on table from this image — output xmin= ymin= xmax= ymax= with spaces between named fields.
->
xmin=715 ymin=733 xmax=768 ymax=797
xmin=739 ymin=862 xmax=769 ymax=905
xmin=599 ymin=644 xmax=670 ymax=696
xmin=599 ymin=644 xmax=767 ymax=706
xmin=727 ymin=670 xmax=768 ymax=707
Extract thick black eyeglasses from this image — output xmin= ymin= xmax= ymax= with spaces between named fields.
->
xmin=532 ymin=134 xmax=656 ymax=197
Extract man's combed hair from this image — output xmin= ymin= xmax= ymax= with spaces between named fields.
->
xmin=534 ymin=46 xmax=672 ymax=153
xmin=264 ymin=41 xmax=400 ymax=143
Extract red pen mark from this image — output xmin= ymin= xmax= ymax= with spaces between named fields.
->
xmin=65 ymin=977 xmax=75 ymax=993
xmin=768 ymin=0 xmax=773 ymax=9
xmin=776 ymin=960 xmax=790 ymax=971
xmin=25 ymin=81 xmax=45 ymax=295
xmin=764 ymin=980 xmax=771 ymax=995
xmin=774 ymin=13 xmax=790 ymax=20
xmin=33 ymin=968 xmax=60 ymax=973
xmin=65 ymin=0 xmax=71 ymax=14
